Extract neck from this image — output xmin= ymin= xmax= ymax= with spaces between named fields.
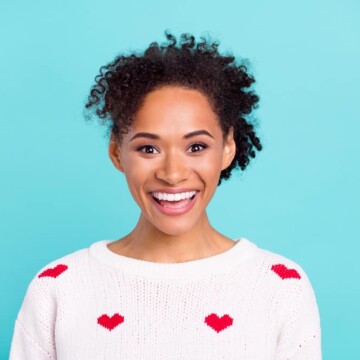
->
xmin=111 ymin=213 xmax=234 ymax=263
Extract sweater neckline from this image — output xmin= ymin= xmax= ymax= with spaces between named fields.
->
xmin=89 ymin=238 xmax=257 ymax=280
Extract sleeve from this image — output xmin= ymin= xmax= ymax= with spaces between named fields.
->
xmin=274 ymin=267 xmax=322 ymax=360
xmin=9 ymin=273 xmax=57 ymax=359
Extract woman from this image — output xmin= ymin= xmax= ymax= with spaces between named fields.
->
xmin=10 ymin=32 xmax=321 ymax=359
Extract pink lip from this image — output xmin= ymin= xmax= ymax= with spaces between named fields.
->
xmin=149 ymin=191 xmax=198 ymax=216
xmin=150 ymin=188 xmax=198 ymax=194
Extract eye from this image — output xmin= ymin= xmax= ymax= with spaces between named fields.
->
xmin=137 ymin=145 xmax=159 ymax=154
xmin=188 ymin=143 xmax=208 ymax=153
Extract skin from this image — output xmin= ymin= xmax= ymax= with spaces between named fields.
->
xmin=108 ymin=85 xmax=236 ymax=263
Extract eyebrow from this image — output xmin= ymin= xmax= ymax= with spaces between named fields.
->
xmin=130 ymin=130 xmax=214 ymax=141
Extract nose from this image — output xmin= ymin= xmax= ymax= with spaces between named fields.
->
xmin=155 ymin=151 xmax=190 ymax=185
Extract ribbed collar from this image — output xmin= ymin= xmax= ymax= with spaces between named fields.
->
xmin=89 ymin=238 xmax=257 ymax=280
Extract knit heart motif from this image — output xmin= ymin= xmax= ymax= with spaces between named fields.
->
xmin=205 ymin=313 xmax=233 ymax=333
xmin=271 ymin=264 xmax=301 ymax=280
xmin=97 ymin=313 xmax=124 ymax=331
xmin=38 ymin=264 xmax=68 ymax=278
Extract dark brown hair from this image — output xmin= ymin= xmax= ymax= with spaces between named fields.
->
xmin=85 ymin=32 xmax=262 ymax=183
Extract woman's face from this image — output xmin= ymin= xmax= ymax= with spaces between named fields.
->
xmin=109 ymin=85 xmax=235 ymax=237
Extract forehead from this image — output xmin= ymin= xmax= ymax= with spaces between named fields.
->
xmin=130 ymin=86 xmax=221 ymax=133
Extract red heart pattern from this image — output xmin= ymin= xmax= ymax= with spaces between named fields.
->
xmin=97 ymin=313 xmax=124 ymax=331
xmin=38 ymin=264 xmax=68 ymax=278
xmin=271 ymin=264 xmax=301 ymax=280
xmin=36 ymin=263 xmax=301 ymax=335
xmin=205 ymin=313 xmax=233 ymax=333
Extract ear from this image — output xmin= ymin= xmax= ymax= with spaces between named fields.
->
xmin=108 ymin=134 xmax=124 ymax=173
xmin=221 ymin=127 xmax=236 ymax=170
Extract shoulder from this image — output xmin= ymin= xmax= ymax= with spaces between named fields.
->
xmin=248 ymin=240 xmax=312 ymax=281
xmin=24 ymin=241 xmax=107 ymax=298
xmin=241 ymin=238 xmax=317 ymax=300
xmin=35 ymin=247 xmax=88 ymax=280
xmin=247 ymin=242 xmax=322 ymax=351
xmin=242 ymin=240 xmax=320 ymax=322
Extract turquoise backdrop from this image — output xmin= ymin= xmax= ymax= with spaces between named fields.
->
xmin=1 ymin=0 xmax=359 ymax=358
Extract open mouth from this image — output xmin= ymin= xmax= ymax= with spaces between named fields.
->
xmin=151 ymin=191 xmax=197 ymax=209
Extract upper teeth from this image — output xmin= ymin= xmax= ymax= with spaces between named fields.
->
xmin=152 ymin=191 xmax=196 ymax=201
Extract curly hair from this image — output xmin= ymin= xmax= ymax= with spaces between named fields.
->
xmin=85 ymin=31 xmax=262 ymax=184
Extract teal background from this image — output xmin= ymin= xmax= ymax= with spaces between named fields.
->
xmin=1 ymin=0 xmax=359 ymax=358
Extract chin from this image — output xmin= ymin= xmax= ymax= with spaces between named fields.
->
xmin=153 ymin=219 xmax=198 ymax=238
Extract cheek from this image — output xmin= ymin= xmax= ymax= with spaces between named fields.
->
xmin=198 ymin=149 xmax=224 ymax=172
xmin=121 ymin=158 xmax=142 ymax=190
xmin=193 ymin=155 xmax=223 ymax=184
xmin=122 ymin=160 xmax=154 ymax=199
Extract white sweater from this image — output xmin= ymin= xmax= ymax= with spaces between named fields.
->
xmin=10 ymin=238 xmax=321 ymax=359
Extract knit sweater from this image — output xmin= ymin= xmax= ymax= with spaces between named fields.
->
xmin=10 ymin=238 xmax=321 ymax=359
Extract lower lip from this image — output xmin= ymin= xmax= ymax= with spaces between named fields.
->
xmin=150 ymin=192 xmax=198 ymax=216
